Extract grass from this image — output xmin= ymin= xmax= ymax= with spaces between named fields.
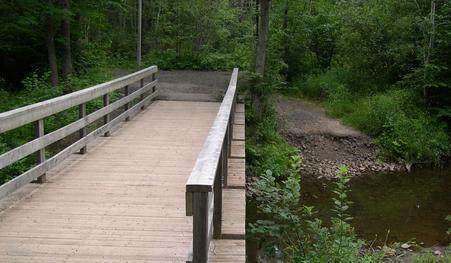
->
xmin=292 ymin=68 xmax=450 ymax=165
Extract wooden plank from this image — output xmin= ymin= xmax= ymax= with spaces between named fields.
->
xmin=232 ymin=124 xmax=245 ymax=141
xmin=230 ymin=140 xmax=245 ymax=159
xmin=234 ymin=112 xmax=245 ymax=125
xmin=79 ymin=103 xmax=87 ymax=154
xmin=209 ymin=239 xmax=246 ymax=263
xmin=221 ymin=189 xmax=246 ymax=239
xmin=235 ymin=104 xmax=245 ymax=113
xmin=186 ymin=68 xmax=239 ymax=193
xmin=34 ymin=119 xmax=46 ymax=183
xmin=227 ymin=158 xmax=245 ymax=189
xmin=0 ymin=81 xmax=157 ymax=170
xmin=0 ymin=66 xmax=157 ymax=133
xmin=0 ymin=101 xmax=221 ymax=262
xmin=0 ymin=91 xmax=158 ymax=200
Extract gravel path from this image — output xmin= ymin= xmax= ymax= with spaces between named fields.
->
xmin=275 ymin=96 xmax=402 ymax=178
xmin=157 ymin=70 xmax=231 ymax=101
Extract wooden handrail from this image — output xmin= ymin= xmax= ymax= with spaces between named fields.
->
xmin=0 ymin=66 xmax=157 ymax=133
xmin=185 ymin=68 xmax=239 ymax=263
xmin=0 ymin=66 xmax=159 ymax=199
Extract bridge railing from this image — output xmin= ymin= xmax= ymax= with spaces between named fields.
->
xmin=0 ymin=65 xmax=159 ymax=199
xmin=185 ymin=68 xmax=239 ymax=263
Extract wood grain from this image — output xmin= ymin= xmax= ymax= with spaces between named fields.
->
xmin=0 ymin=101 xmax=221 ymax=262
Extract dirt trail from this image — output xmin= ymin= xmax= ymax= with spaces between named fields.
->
xmin=275 ymin=96 xmax=401 ymax=178
xmin=157 ymin=70 xmax=230 ymax=101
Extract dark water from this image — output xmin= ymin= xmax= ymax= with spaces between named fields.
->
xmin=302 ymin=167 xmax=451 ymax=246
xmin=246 ymin=166 xmax=451 ymax=262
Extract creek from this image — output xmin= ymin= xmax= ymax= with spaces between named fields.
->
xmin=302 ymin=166 xmax=451 ymax=246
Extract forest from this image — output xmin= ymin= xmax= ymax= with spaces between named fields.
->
xmin=1 ymin=0 xmax=450 ymax=262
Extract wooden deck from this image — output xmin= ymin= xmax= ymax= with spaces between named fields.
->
xmin=0 ymin=100 xmax=246 ymax=262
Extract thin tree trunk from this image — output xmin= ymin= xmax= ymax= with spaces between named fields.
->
xmin=255 ymin=0 xmax=259 ymax=37
xmin=61 ymin=0 xmax=73 ymax=79
xmin=46 ymin=16 xmax=59 ymax=86
xmin=255 ymin=0 xmax=270 ymax=76
xmin=282 ymin=0 xmax=289 ymax=77
xmin=137 ymin=0 xmax=142 ymax=66
xmin=424 ymin=0 xmax=436 ymax=98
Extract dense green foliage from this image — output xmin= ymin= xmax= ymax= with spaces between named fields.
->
xmin=266 ymin=0 xmax=451 ymax=164
xmin=245 ymin=91 xmax=383 ymax=262
xmin=0 ymin=0 xmax=255 ymax=184
xmin=1 ymin=0 xmax=450 ymax=262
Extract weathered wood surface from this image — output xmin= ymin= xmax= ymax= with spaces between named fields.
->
xmin=235 ymin=104 xmax=244 ymax=113
xmin=0 ymin=90 xmax=158 ymax=200
xmin=0 ymin=101 xmax=225 ymax=262
xmin=185 ymin=68 xmax=238 ymax=193
xmin=233 ymin=124 xmax=245 ymax=141
xmin=0 ymin=80 xmax=157 ymax=171
xmin=210 ymin=104 xmax=246 ymax=261
xmin=209 ymin=240 xmax=246 ymax=262
xmin=0 ymin=66 xmax=158 ymax=133
xmin=221 ymin=188 xmax=246 ymax=239
xmin=234 ymin=112 xmax=245 ymax=125
xmin=227 ymin=158 xmax=245 ymax=189
xmin=230 ymin=140 xmax=245 ymax=158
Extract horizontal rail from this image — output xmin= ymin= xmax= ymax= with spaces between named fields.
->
xmin=0 ymin=66 xmax=158 ymax=200
xmin=185 ymin=68 xmax=238 ymax=263
xmin=186 ymin=68 xmax=238 ymax=192
xmin=0 ymin=65 xmax=157 ymax=133
xmin=0 ymin=80 xmax=157 ymax=170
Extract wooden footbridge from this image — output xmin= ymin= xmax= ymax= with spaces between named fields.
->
xmin=0 ymin=66 xmax=246 ymax=262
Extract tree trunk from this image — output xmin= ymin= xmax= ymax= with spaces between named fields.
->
xmin=255 ymin=0 xmax=270 ymax=76
xmin=61 ymin=0 xmax=73 ymax=79
xmin=46 ymin=16 xmax=59 ymax=87
xmin=137 ymin=0 xmax=142 ymax=66
xmin=282 ymin=0 xmax=290 ymax=78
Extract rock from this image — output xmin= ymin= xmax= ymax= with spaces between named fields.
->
xmin=401 ymin=243 xmax=411 ymax=249
xmin=434 ymin=250 xmax=442 ymax=256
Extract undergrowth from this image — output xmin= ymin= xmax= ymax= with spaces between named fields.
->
xmin=245 ymin=80 xmax=384 ymax=262
xmin=0 ymin=59 xmax=138 ymax=184
xmin=292 ymin=68 xmax=450 ymax=165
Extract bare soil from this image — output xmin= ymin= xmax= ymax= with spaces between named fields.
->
xmin=275 ymin=96 xmax=402 ymax=178
xmin=157 ymin=70 xmax=230 ymax=101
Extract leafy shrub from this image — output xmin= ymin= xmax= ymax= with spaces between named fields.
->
xmin=325 ymin=85 xmax=355 ymax=118
xmin=298 ymin=68 xmax=347 ymax=100
xmin=376 ymin=113 xmax=449 ymax=164
xmin=249 ymin=164 xmax=384 ymax=262
xmin=342 ymin=90 xmax=414 ymax=137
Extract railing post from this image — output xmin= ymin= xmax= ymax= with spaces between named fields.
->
xmin=213 ymin=154 xmax=223 ymax=239
xmin=124 ymin=85 xmax=130 ymax=121
xmin=103 ymin=94 xmax=110 ymax=137
xmin=34 ymin=119 xmax=46 ymax=183
xmin=152 ymin=73 xmax=156 ymax=93
xmin=140 ymin=79 xmax=145 ymax=110
xmin=193 ymin=192 xmax=209 ymax=263
xmin=79 ymin=103 xmax=87 ymax=154
xmin=223 ymin=132 xmax=229 ymax=187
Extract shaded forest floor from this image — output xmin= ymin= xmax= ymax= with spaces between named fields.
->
xmin=275 ymin=96 xmax=403 ymax=178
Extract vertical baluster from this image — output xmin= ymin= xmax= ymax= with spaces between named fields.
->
xmin=34 ymin=119 xmax=46 ymax=183
xmin=140 ymin=79 xmax=145 ymax=110
xmin=124 ymin=85 xmax=130 ymax=121
xmin=193 ymin=192 xmax=209 ymax=263
xmin=152 ymin=73 xmax=156 ymax=93
xmin=79 ymin=103 xmax=87 ymax=154
xmin=103 ymin=94 xmax=110 ymax=137
xmin=213 ymin=152 xmax=223 ymax=239
xmin=223 ymin=132 xmax=229 ymax=187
